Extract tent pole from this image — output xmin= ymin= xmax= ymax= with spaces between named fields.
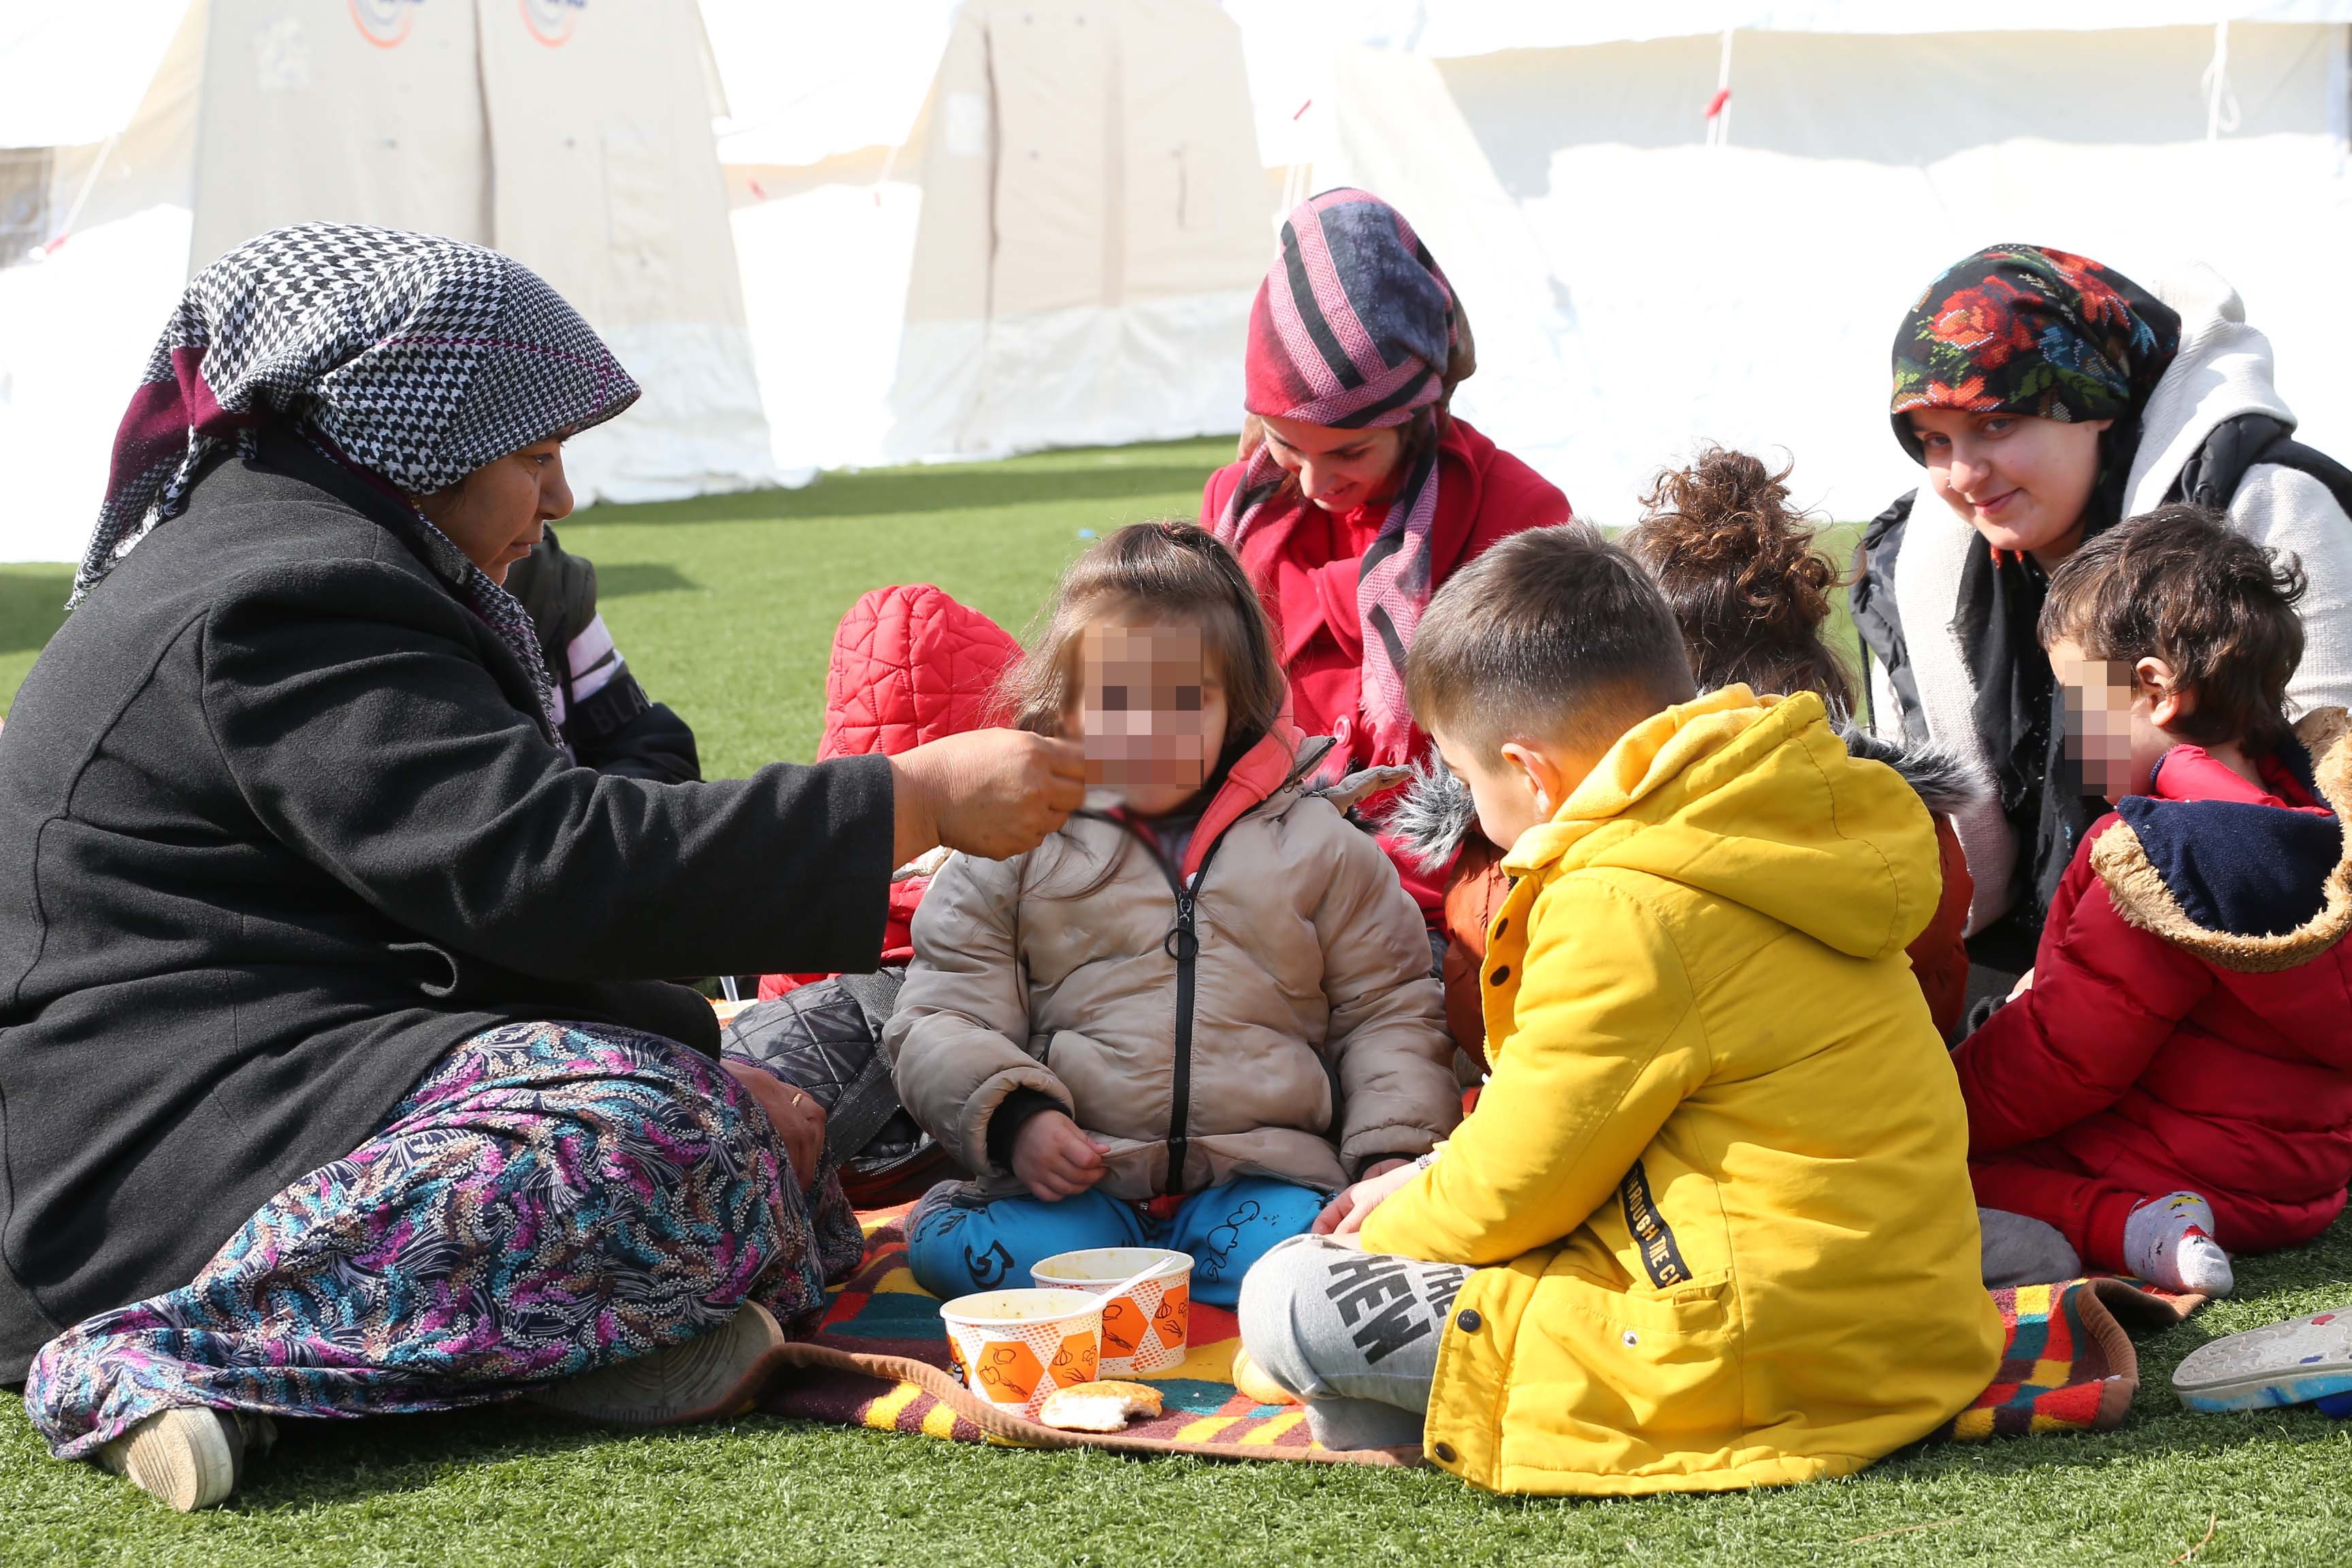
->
xmin=2204 ymin=21 xmax=2238 ymax=143
xmin=1709 ymin=29 xmax=1735 ymax=150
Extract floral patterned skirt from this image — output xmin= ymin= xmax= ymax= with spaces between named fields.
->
xmin=24 ymin=1020 xmax=864 ymax=1459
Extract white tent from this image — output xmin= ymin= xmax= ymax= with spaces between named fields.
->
xmin=710 ymin=0 xmax=1273 ymax=473
xmin=0 ymin=0 xmax=777 ymax=565
xmin=1226 ymin=2 xmax=2352 ymax=525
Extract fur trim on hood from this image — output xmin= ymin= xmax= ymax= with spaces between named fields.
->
xmin=1836 ymin=725 xmax=1996 ymax=818
xmin=2089 ymin=707 xmax=2351 ymax=974
xmin=1382 ymin=755 xmax=1482 ymax=873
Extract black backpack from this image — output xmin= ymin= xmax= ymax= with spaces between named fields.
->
xmin=2170 ymin=412 xmax=2352 ymax=519
xmin=721 ymin=969 xmax=964 ymax=1207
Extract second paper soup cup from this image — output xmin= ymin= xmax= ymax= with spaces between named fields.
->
xmin=936 ymin=1288 xmax=1104 ymax=1419
xmin=1030 ymin=1247 xmax=1192 ymax=1376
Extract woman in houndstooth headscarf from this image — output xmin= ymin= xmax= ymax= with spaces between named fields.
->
xmin=0 ymin=224 xmax=1083 ymax=1509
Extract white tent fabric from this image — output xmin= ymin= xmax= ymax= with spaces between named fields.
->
xmin=1237 ymin=10 xmax=2352 ymax=525
xmin=0 ymin=0 xmax=777 ymax=564
xmin=716 ymin=0 xmax=1271 ymax=473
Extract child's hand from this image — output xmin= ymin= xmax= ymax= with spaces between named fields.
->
xmin=1312 ymin=1160 xmax=1423 ymax=1237
xmin=721 ymin=1059 xmax=827 ymax=1192
xmin=1011 ymin=1110 xmax=1107 ymax=1201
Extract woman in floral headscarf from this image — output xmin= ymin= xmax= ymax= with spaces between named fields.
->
xmin=1198 ymin=188 xmax=1570 ymax=996
xmin=1852 ymin=244 xmax=2352 ymax=976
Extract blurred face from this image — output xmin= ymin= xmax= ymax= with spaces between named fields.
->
xmin=1066 ymin=617 xmax=1229 ymax=815
xmin=414 ymin=436 xmax=574 ymax=585
xmin=1908 ymin=409 xmax=2110 ymax=567
xmin=2048 ymin=636 xmax=2186 ymax=802
xmin=1260 ymin=414 xmax=1406 ymax=515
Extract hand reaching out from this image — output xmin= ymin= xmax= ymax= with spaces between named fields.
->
xmin=889 ymin=730 xmax=1086 ymax=865
xmin=1311 ymin=1159 xmax=1422 ymax=1237
xmin=1011 ymin=1109 xmax=1107 ymax=1201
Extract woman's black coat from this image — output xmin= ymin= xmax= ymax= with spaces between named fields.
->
xmin=0 ymin=432 xmax=892 ymax=1379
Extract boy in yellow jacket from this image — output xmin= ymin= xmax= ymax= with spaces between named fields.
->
xmin=1237 ymin=526 xmax=2002 ymax=1494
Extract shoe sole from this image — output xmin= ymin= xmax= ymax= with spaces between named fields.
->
xmin=2173 ymin=1305 xmax=2352 ymax=1411
xmin=529 ymin=1302 xmax=789 ymax=1427
xmin=105 ymin=1408 xmax=238 ymax=1512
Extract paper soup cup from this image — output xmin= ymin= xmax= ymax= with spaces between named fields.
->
xmin=1030 ymin=1248 xmax=1192 ymax=1376
xmin=936 ymin=1288 xmax=1104 ymax=1418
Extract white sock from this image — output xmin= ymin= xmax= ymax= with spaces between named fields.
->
xmin=2124 ymin=1191 xmax=2235 ymax=1297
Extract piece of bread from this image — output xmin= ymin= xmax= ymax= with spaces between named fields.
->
xmin=1037 ymin=1380 xmax=1165 ymax=1433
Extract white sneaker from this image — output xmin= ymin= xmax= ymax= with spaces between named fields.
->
xmin=527 ymin=1301 xmax=788 ymax=1426
xmin=95 ymin=1407 xmax=276 ymax=1512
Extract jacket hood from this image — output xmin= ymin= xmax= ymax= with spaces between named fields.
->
xmin=1838 ymin=723 xmax=1995 ymax=818
xmin=2127 ymin=263 xmax=2298 ymax=515
xmin=1505 ymin=687 xmax=1939 ymax=962
xmin=1382 ymin=754 xmax=1482 ymax=872
xmin=2091 ymin=708 xmax=2351 ymax=973
xmin=818 ymin=583 xmax=1023 ymax=762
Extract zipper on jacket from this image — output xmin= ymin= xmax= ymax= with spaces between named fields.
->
xmin=1078 ymin=806 xmax=1242 ymax=1197
xmin=1159 ymin=830 xmax=1232 ymax=1195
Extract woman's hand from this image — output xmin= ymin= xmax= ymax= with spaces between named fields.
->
xmin=1011 ymin=1110 xmax=1106 ymax=1201
xmin=1312 ymin=1160 xmax=1423 ymax=1237
xmin=2009 ymin=967 xmax=2036 ymax=1000
xmin=890 ymin=730 xmax=1086 ymax=865
xmin=721 ymin=1059 xmax=827 ymax=1192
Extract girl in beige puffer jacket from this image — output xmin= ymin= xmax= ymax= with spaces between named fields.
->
xmin=889 ymin=523 xmax=1458 ymax=1306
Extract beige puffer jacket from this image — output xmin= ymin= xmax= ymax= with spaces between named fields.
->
xmin=885 ymin=731 xmax=1459 ymax=1198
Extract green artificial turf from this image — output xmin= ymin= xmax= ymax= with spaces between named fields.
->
xmin=2 ymin=442 xmax=2349 ymax=1563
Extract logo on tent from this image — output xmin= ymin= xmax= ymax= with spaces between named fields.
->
xmin=520 ymin=0 xmax=585 ymax=48
xmin=348 ymin=0 xmax=422 ymax=49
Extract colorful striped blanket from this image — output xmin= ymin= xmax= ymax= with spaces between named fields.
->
xmin=761 ymin=1211 xmax=2200 ymax=1466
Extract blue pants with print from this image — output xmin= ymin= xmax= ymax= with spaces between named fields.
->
xmin=906 ymin=1177 xmax=1325 ymax=1308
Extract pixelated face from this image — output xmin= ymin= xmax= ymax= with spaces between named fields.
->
xmin=1909 ymin=408 xmax=2109 ymax=563
xmin=2050 ymin=637 xmax=2172 ymax=803
xmin=1070 ymin=620 xmax=1229 ymax=815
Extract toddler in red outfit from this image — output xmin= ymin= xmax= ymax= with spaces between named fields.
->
xmin=1955 ymin=506 xmax=2351 ymax=1296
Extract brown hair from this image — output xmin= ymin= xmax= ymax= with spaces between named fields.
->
xmin=1622 ymin=447 xmax=1858 ymax=717
xmin=2039 ymin=503 xmax=2308 ymax=751
xmin=999 ymin=520 xmax=1287 ymax=763
xmin=1406 ymin=523 xmax=1697 ymax=759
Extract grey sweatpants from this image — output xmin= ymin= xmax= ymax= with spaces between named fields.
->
xmin=1237 ymin=1234 xmax=1471 ymax=1451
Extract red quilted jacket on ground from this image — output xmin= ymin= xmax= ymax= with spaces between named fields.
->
xmin=1953 ymin=715 xmax=2352 ymax=1251
xmin=757 ymin=585 xmax=1022 ymax=999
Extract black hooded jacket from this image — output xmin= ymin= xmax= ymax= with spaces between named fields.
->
xmin=0 ymin=431 xmax=890 ymax=1379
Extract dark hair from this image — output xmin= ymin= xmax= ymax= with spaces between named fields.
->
xmin=2038 ymin=504 xmax=2307 ymax=751
xmin=1623 ymin=447 xmax=1859 ymax=717
xmin=1406 ymin=523 xmax=1697 ymax=758
xmin=1000 ymin=520 xmax=1286 ymax=760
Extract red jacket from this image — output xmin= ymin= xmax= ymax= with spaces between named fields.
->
xmin=1953 ymin=714 xmax=2352 ymax=1251
xmin=1199 ymin=416 xmax=1569 ymax=916
xmin=757 ymin=584 xmax=1022 ymax=999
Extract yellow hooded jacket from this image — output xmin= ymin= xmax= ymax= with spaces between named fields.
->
xmin=1359 ymin=687 xmax=2002 ymax=1496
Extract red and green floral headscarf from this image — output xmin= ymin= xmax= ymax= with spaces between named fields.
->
xmin=1889 ymin=244 xmax=2180 ymax=463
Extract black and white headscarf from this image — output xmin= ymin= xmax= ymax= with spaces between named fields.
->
xmin=80 ymin=222 xmax=640 ymax=743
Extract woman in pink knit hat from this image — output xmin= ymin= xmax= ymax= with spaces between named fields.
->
xmin=1199 ymin=189 xmax=1569 ymax=1045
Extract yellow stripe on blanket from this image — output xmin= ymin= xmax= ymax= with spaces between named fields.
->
xmin=862 ymin=1380 xmax=925 ymax=1433
xmin=1175 ymin=1415 xmax=1239 ymax=1443
xmin=1239 ymin=1411 xmax=1305 ymax=1446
